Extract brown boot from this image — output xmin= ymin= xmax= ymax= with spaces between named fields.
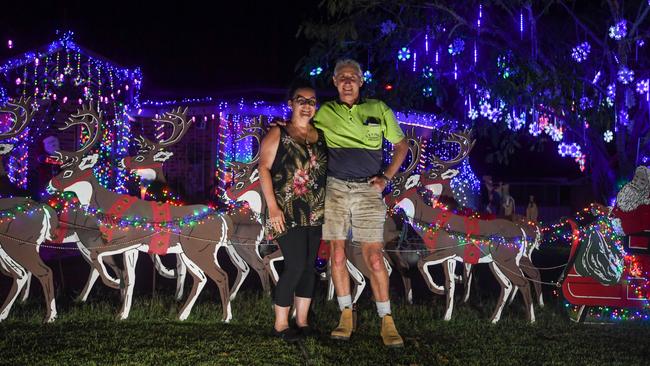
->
xmin=331 ymin=307 xmax=354 ymax=340
xmin=380 ymin=314 xmax=404 ymax=347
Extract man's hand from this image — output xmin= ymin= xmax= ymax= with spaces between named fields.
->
xmin=269 ymin=117 xmax=288 ymax=127
xmin=368 ymin=175 xmax=389 ymax=193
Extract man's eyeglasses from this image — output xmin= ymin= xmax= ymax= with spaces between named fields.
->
xmin=293 ymin=97 xmax=317 ymax=106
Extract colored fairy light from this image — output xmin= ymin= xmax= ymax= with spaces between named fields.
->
xmin=397 ymin=47 xmax=411 ymax=61
xmin=7 ymin=40 xmax=12 ymax=49
xmin=468 ymin=108 xmax=478 ymax=120
xmin=363 ymin=70 xmax=373 ymax=83
xmin=617 ymin=67 xmax=635 ymax=84
xmin=435 ymin=50 xmax=439 ymax=64
xmin=309 ymin=67 xmax=323 ymax=76
xmin=422 ymin=86 xmax=433 ymax=97
xmin=609 ymin=20 xmax=627 ymax=40
xmin=520 ymin=10 xmax=524 ymax=39
xmin=454 ymin=63 xmax=457 ymax=80
xmin=14 ymin=77 xmax=21 ymax=85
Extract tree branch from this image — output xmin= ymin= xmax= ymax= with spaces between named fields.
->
xmin=556 ymin=0 xmax=607 ymax=49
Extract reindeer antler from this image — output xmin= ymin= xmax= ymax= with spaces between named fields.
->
xmin=235 ymin=116 xmax=266 ymax=164
xmin=153 ymin=107 xmax=192 ymax=147
xmin=134 ymin=135 xmax=157 ymax=152
xmin=393 ymin=128 xmax=423 ymax=180
xmin=428 ymin=130 xmax=475 ymax=172
xmin=0 ymin=97 xmax=35 ymax=140
xmin=53 ymin=104 xmax=104 ymax=167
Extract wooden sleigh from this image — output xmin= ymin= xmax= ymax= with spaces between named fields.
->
xmin=560 ymin=205 xmax=650 ymax=319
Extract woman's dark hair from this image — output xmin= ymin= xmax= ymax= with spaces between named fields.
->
xmin=287 ymin=79 xmax=315 ymax=100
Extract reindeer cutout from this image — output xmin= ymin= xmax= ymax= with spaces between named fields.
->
xmin=421 ymin=131 xmax=543 ymax=307
xmin=49 ymin=104 xmax=233 ymax=322
xmin=386 ymin=130 xmax=538 ymax=323
xmin=0 ymin=98 xmax=59 ymax=323
xmin=224 ymin=117 xmax=281 ymax=295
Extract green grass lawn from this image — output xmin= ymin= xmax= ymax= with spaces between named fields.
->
xmin=1 ymin=285 xmax=649 ymax=366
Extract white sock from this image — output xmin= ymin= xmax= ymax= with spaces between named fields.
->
xmin=337 ymin=295 xmax=352 ymax=311
xmin=376 ymin=300 xmax=391 ymax=318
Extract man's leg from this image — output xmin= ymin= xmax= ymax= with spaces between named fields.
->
xmin=361 ymin=241 xmax=403 ymax=347
xmin=329 ymin=239 xmax=355 ymax=340
xmin=330 ymin=239 xmax=351 ymax=301
xmin=361 ymin=242 xmax=389 ymax=303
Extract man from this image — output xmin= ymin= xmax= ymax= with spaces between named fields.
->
xmin=313 ymin=59 xmax=409 ymax=347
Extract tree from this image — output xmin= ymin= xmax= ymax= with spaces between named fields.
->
xmin=297 ymin=0 xmax=649 ymax=201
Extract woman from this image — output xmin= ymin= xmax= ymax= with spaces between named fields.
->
xmin=258 ymin=82 xmax=327 ymax=342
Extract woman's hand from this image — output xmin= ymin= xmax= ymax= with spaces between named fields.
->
xmin=368 ymin=175 xmax=389 ymax=193
xmin=268 ymin=205 xmax=286 ymax=233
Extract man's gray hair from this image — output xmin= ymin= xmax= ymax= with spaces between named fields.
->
xmin=334 ymin=59 xmax=363 ymax=77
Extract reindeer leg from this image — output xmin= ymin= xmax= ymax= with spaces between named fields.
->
xmin=152 ymin=254 xmax=175 ymax=279
xmin=401 ymin=271 xmax=413 ymax=305
xmin=462 ymin=263 xmax=473 ymax=303
xmin=417 ymin=257 xmax=445 ymax=296
xmin=488 ymin=262 xmax=513 ymax=324
xmin=0 ymin=249 xmax=29 ymax=322
xmin=508 ymin=287 xmax=519 ymax=305
xmin=177 ymin=252 xmax=207 ymax=321
xmin=175 ymin=254 xmax=187 ymax=301
xmin=93 ymin=245 xmax=140 ymax=290
xmin=263 ymin=249 xmax=283 ymax=285
xmin=443 ymin=260 xmax=457 ymax=321
xmin=18 ymin=272 xmax=32 ymax=303
xmin=76 ymin=242 xmax=103 ymax=302
xmin=226 ymin=243 xmax=249 ymax=301
xmin=520 ymin=256 xmax=544 ymax=307
xmin=502 ymin=261 xmax=535 ymax=323
xmin=117 ymin=249 xmax=139 ymax=320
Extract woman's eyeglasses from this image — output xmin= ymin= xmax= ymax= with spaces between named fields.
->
xmin=293 ymin=97 xmax=317 ymax=106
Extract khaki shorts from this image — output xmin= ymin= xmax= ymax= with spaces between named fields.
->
xmin=322 ymin=176 xmax=387 ymax=243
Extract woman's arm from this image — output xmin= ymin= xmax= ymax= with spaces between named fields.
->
xmin=258 ymin=126 xmax=285 ymax=233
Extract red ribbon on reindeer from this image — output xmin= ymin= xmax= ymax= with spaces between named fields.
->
xmin=149 ymin=201 xmax=172 ymax=255
xmin=462 ymin=216 xmax=481 ymax=264
xmin=423 ymin=209 xmax=452 ymax=250
xmin=99 ymin=196 xmax=139 ymax=242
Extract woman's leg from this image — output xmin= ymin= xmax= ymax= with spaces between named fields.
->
xmin=294 ymin=226 xmax=322 ymax=327
xmin=274 ymin=227 xmax=307 ymax=331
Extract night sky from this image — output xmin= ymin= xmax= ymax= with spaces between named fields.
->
xmin=0 ymin=0 xmax=313 ymax=96
xmin=0 ymin=1 xmax=586 ymax=187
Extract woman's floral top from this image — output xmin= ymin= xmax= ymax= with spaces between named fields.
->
xmin=269 ymin=126 xmax=327 ymax=236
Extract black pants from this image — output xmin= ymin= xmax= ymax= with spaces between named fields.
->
xmin=274 ymin=226 xmax=321 ymax=307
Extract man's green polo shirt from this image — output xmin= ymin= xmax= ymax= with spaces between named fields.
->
xmin=313 ymin=98 xmax=405 ymax=180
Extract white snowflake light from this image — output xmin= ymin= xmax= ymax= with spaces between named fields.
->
xmin=636 ymin=79 xmax=649 ymax=94
xmin=571 ymin=42 xmax=591 ymax=63
xmin=617 ymin=67 xmax=635 ymax=84
xmin=363 ymin=70 xmax=373 ymax=83
xmin=529 ymin=123 xmax=542 ymax=137
xmin=603 ymin=130 xmax=614 ymax=143
xmin=422 ymin=65 xmax=434 ymax=78
xmin=608 ymin=20 xmax=627 ymax=40
xmin=309 ymin=67 xmax=323 ymax=76
xmin=397 ymin=47 xmax=411 ymax=61
xmin=380 ymin=20 xmax=396 ymax=36
xmin=468 ymin=108 xmax=478 ymax=120
xmin=447 ymin=38 xmax=465 ymax=56
xmin=479 ymin=101 xmax=491 ymax=117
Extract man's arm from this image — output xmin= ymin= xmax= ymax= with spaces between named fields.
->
xmin=368 ymin=137 xmax=408 ymax=192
